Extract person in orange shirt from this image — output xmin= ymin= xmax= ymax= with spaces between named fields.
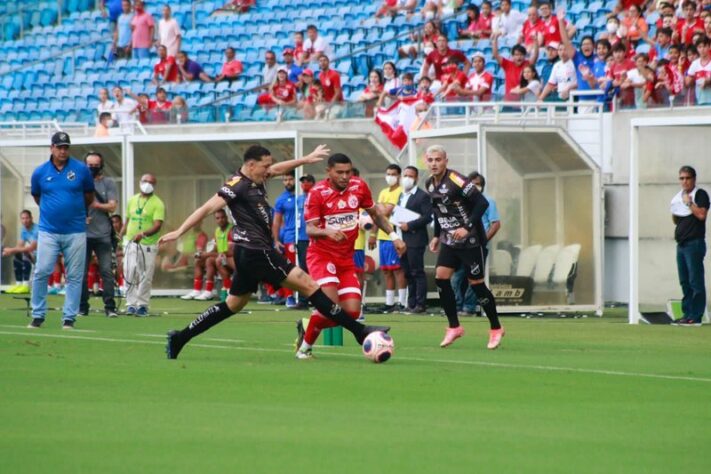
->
xmin=620 ymin=4 xmax=648 ymax=43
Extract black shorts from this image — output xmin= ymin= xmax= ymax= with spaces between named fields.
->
xmin=436 ymin=244 xmax=486 ymax=280
xmin=230 ymin=246 xmax=296 ymax=296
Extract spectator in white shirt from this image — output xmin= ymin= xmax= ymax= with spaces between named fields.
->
xmin=538 ymin=42 xmax=578 ymax=101
xmin=96 ymin=88 xmax=114 ymax=122
xmin=492 ymin=0 xmax=525 ymax=41
xmin=158 ymin=4 xmax=181 ymax=57
xmin=511 ymin=65 xmax=542 ymax=102
xmin=261 ymin=50 xmax=281 ymax=87
xmin=302 ymin=24 xmax=333 ymax=64
xmin=111 ymin=86 xmax=138 ymax=124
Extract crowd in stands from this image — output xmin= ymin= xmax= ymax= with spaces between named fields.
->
xmin=92 ymin=0 xmax=711 ymax=129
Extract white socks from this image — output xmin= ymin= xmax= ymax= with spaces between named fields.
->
xmin=385 ymin=290 xmax=395 ymax=306
xmin=398 ymin=288 xmax=407 ymax=306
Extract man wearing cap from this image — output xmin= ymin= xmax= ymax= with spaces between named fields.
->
xmin=28 ymin=132 xmax=95 ymax=330
xmin=459 ymin=52 xmax=494 ymax=102
xmin=541 ymin=40 xmax=561 ymax=87
xmin=215 ymin=47 xmax=243 ymax=83
xmin=282 ymin=48 xmax=303 ymax=84
xmin=538 ymin=41 xmax=578 ymax=101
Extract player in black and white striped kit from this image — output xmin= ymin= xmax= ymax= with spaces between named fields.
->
xmin=424 ymin=144 xmax=505 ymax=349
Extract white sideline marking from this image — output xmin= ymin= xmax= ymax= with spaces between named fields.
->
xmin=136 ymin=333 xmax=245 ymax=343
xmin=0 ymin=324 xmax=96 ymax=333
xmin=2 ymin=330 xmax=710 ymax=384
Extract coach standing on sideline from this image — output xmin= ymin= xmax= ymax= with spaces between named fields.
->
xmin=121 ymin=173 xmax=164 ymax=317
xmin=671 ymin=165 xmax=709 ymax=326
xmin=79 ymin=152 xmax=119 ymax=318
xmin=28 ymin=132 xmax=95 ymax=329
xmin=397 ymin=166 xmax=432 ymax=314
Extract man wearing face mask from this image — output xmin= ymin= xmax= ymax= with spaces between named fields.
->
xmin=397 ymin=166 xmax=433 ymax=314
xmin=369 ymin=164 xmax=407 ymax=312
xmin=121 ymin=173 xmax=165 ymax=316
xmin=272 ymin=171 xmax=298 ymax=307
xmin=79 ymin=152 xmax=119 ymax=318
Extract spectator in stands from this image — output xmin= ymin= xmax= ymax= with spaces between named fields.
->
xmin=358 ymin=69 xmax=384 ymax=117
xmin=519 ymin=5 xmax=543 ymax=52
xmin=2 ymin=210 xmax=38 ymax=295
xmin=79 ymin=152 xmax=119 ymax=318
xmin=297 ymin=69 xmax=317 ymax=118
xmin=111 ymin=86 xmax=138 ymax=125
xmin=560 ymin=9 xmax=603 ymax=99
xmin=492 ymin=0 xmax=525 ymax=41
xmin=302 ymin=25 xmax=333 ymax=64
xmin=382 ymin=61 xmax=401 ymax=93
xmin=293 ymin=31 xmax=305 ymax=65
xmin=620 ymin=4 xmax=648 ymax=44
xmin=130 ymin=0 xmax=155 ymax=59
xmin=214 ymin=47 xmax=243 ymax=83
xmin=257 ymin=51 xmax=281 ymax=105
xmin=686 ymin=37 xmax=711 ymax=104
xmin=378 ymin=71 xmax=418 ymax=107
xmin=29 ymin=132 xmax=95 ymax=330
xmin=113 ymin=0 xmax=133 ymax=59
xmin=541 ymin=41 xmax=560 ymax=86
xmin=397 ymin=166 xmax=432 ymax=314
xmin=604 ymin=16 xmax=623 ymax=48
xmin=130 ymin=92 xmax=152 ymax=123
xmin=420 ymin=0 xmax=464 ymax=20
xmin=176 ymin=51 xmax=213 ymax=82
xmin=282 ymin=48 xmax=303 ymax=83
xmin=647 ymin=27 xmax=674 ymax=67
xmin=152 ymin=45 xmax=179 ymax=85
xmin=311 ymin=81 xmax=327 ymax=120
xmin=655 ymin=3 xmax=676 ymax=29
xmin=415 ymin=75 xmax=436 ymax=103
xmin=410 ymin=100 xmax=433 ymax=132
xmin=458 ymin=52 xmax=494 ymax=101
xmin=374 ymin=0 xmax=418 ymax=21
xmin=148 ymin=87 xmax=173 ymax=123
xmin=608 ymin=42 xmax=636 ymax=106
xmin=492 ymin=33 xmax=539 ymax=100
xmin=676 ymin=1 xmax=706 ymax=46
xmin=437 ymin=59 xmax=469 ymax=100
xmin=670 ymin=165 xmax=709 ymax=326
xmin=267 ymin=69 xmax=298 ymax=108
xmin=420 ymin=35 xmax=471 ymax=85
xmin=318 ymin=55 xmax=343 ymax=119
xmin=121 ymin=173 xmax=164 ymax=316
xmin=459 ymin=3 xmax=494 ymax=40
xmin=511 ymin=65 xmax=543 ymax=101
xmin=170 ymin=96 xmax=189 ymax=123
xmin=622 ymin=53 xmax=655 ymax=108
xmin=539 ymin=1 xmax=575 ymax=47
xmin=101 ymin=0 xmax=124 ymax=30
xmin=539 ymin=42 xmax=578 ymax=101
xmin=223 ymin=0 xmax=255 ymax=13
xmin=654 ymin=60 xmax=677 ymax=104
xmin=96 ymin=88 xmax=114 ymax=121
xmin=400 ymin=19 xmax=441 ymax=58
xmin=95 ymin=112 xmax=113 ymax=137
xmin=158 ymin=4 xmax=181 ymax=57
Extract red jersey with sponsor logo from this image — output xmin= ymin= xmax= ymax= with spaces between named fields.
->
xmin=272 ymin=81 xmax=297 ymax=101
xmin=304 ymin=177 xmax=375 ymax=258
xmin=540 ymin=16 xmax=568 ymax=46
xmin=521 ymin=19 xmax=543 ymax=46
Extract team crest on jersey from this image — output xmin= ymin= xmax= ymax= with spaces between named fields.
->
xmin=449 ymin=172 xmax=464 ymax=187
xmin=326 ymin=262 xmax=337 ymax=274
xmin=439 ymin=184 xmax=448 ymax=194
xmin=348 ymin=195 xmax=358 ymax=208
xmin=67 ymin=171 xmax=76 ymax=181
xmin=337 ymin=200 xmax=346 ymax=209
xmin=226 ymin=176 xmax=241 ymax=186
xmin=326 ymin=202 xmax=333 ymax=208
xmin=428 ymin=183 xmax=434 ymax=192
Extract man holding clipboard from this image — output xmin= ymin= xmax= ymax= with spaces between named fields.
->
xmin=393 ymin=166 xmax=433 ymax=313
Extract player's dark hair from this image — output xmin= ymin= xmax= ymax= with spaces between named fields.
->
xmin=658 ymin=27 xmax=673 ymax=38
xmin=404 ymin=166 xmax=419 ymax=178
xmin=352 ymin=167 xmax=360 ymax=176
xmin=679 ymin=166 xmax=697 ymax=178
xmin=386 ymin=164 xmax=402 ymax=175
xmin=696 ymin=37 xmax=710 ymax=48
xmin=612 ymin=42 xmax=626 ymax=53
xmin=20 ymin=209 xmax=32 ymax=218
xmin=468 ymin=171 xmax=486 ymax=190
xmin=511 ymin=44 xmax=527 ymax=56
xmin=327 ymin=153 xmax=352 ymax=168
xmin=244 ymin=145 xmax=271 ymax=163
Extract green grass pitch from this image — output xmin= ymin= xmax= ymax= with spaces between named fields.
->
xmin=1 ymin=295 xmax=710 ymax=473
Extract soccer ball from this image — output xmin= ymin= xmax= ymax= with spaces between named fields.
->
xmin=362 ymin=331 xmax=394 ymax=363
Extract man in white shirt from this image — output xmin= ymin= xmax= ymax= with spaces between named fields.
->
xmin=158 ymin=4 xmax=181 ymax=57
xmin=111 ymin=86 xmax=138 ymax=125
xmin=492 ymin=0 xmax=525 ymax=41
xmin=302 ymin=24 xmax=333 ymax=64
xmin=261 ymin=50 xmax=281 ymax=86
xmin=538 ymin=42 xmax=577 ymax=101
xmin=96 ymin=88 xmax=114 ymax=123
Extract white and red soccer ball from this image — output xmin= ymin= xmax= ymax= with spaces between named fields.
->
xmin=362 ymin=331 xmax=394 ymax=363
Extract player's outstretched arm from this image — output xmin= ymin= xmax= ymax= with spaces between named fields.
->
xmin=365 ymin=206 xmax=407 ymax=256
xmin=159 ymin=194 xmax=226 ymax=246
xmin=266 ymin=144 xmax=331 ymax=178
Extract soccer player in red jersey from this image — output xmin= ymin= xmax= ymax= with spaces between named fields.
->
xmin=295 ymin=153 xmax=406 ymax=359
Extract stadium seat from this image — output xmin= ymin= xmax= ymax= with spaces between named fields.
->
xmin=533 ymin=245 xmax=561 ymax=285
xmin=491 ymin=249 xmax=513 ymax=276
xmin=515 ymin=245 xmax=542 ymax=278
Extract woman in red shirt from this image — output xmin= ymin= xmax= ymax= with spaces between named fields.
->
xmin=269 ymin=69 xmax=297 ymax=107
xmin=358 ymin=69 xmax=385 ymax=117
xmin=458 ymin=2 xmax=493 ymax=40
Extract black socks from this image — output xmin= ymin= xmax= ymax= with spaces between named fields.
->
xmin=471 ymin=283 xmax=501 ymax=330
xmin=436 ymin=278 xmax=460 ymax=328
xmin=179 ymin=302 xmax=236 ymax=343
xmin=308 ymin=288 xmax=365 ymax=340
